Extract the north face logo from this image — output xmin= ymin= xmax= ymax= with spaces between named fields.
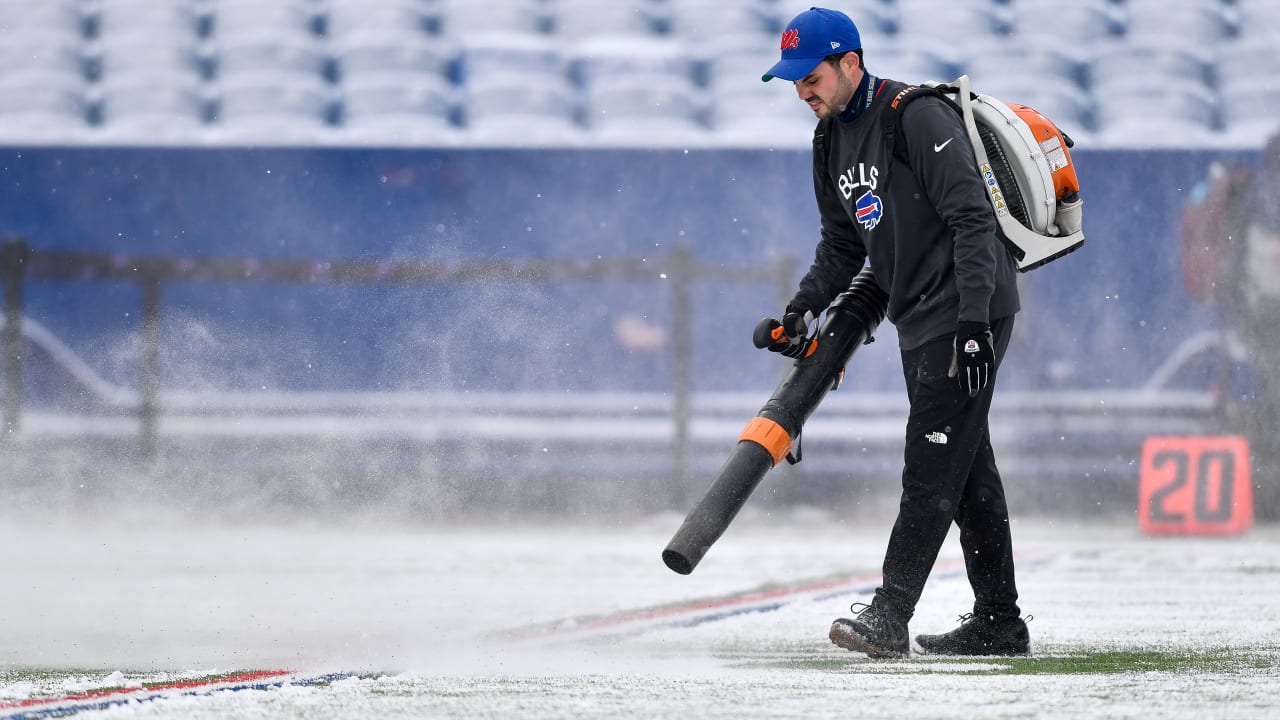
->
xmin=780 ymin=28 xmax=800 ymax=50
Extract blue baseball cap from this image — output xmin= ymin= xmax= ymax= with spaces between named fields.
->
xmin=762 ymin=7 xmax=862 ymax=82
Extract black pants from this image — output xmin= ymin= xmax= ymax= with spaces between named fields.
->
xmin=874 ymin=315 xmax=1020 ymax=621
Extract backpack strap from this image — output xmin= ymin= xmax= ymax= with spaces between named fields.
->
xmin=882 ymin=84 xmax=964 ymax=164
xmin=813 ymin=116 xmax=834 ymax=169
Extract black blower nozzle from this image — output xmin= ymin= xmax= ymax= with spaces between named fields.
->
xmin=662 ymin=270 xmax=888 ymax=575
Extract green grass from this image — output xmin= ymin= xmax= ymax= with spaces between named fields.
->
xmin=725 ymin=644 xmax=1280 ymax=675
xmin=991 ymin=649 xmax=1276 ymax=675
xmin=0 ymin=667 xmax=135 ymax=686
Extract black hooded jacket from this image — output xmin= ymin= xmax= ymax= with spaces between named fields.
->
xmin=789 ymin=76 xmax=1020 ymax=350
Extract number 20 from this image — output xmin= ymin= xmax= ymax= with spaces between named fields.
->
xmin=1147 ymin=449 xmax=1236 ymax=524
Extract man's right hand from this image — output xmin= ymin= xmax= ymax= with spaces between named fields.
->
xmin=753 ymin=310 xmax=812 ymax=358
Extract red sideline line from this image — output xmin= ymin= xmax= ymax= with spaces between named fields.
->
xmin=0 ymin=670 xmax=294 ymax=710
xmin=516 ymin=571 xmax=885 ymax=640
xmin=509 ymin=553 xmax=1051 ymax=643
xmin=515 ymin=555 xmax=986 ymax=641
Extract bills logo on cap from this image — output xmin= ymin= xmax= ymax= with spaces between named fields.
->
xmin=762 ymin=8 xmax=862 ymax=82
xmin=855 ymin=190 xmax=883 ymax=230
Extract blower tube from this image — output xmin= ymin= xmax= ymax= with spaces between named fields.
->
xmin=662 ymin=269 xmax=889 ymax=574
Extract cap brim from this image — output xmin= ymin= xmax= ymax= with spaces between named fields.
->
xmin=762 ymin=56 xmax=824 ymax=82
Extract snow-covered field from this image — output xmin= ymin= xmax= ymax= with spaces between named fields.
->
xmin=2 ymin=505 xmax=1278 ymax=719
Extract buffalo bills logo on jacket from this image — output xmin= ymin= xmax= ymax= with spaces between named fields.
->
xmin=855 ymin=190 xmax=883 ymax=230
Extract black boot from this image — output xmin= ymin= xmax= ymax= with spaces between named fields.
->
xmin=829 ymin=602 xmax=910 ymax=659
xmin=914 ymin=612 xmax=1031 ymax=656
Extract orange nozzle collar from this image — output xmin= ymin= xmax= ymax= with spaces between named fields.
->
xmin=739 ymin=417 xmax=792 ymax=466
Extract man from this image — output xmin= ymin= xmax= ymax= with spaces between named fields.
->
xmin=1179 ymin=131 xmax=1280 ymax=522
xmin=1235 ymin=131 xmax=1280 ymax=521
xmin=759 ymin=7 xmax=1028 ymax=657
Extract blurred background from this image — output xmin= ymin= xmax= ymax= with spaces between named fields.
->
xmin=1 ymin=0 xmax=1276 ymax=522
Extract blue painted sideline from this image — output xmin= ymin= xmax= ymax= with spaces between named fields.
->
xmin=0 ymin=672 xmax=367 ymax=720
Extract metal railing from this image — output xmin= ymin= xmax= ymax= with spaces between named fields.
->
xmin=0 ymin=237 xmax=795 ymax=483
xmin=0 ymin=238 xmax=1227 ymax=515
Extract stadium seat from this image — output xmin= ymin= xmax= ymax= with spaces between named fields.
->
xmin=325 ymin=0 xmax=429 ymax=43
xmin=211 ymin=33 xmax=330 ymax=84
xmin=455 ymin=33 xmax=566 ymax=88
xmin=460 ymin=75 xmax=583 ymax=146
xmin=0 ymin=0 xmax=1273 ymax=148
xmin=1007 ymin=1 xmax=1118 ymax=44
xmin=713 ymin=84 xmax=814 ymax=122
xmin=94 ymin=81 xmax=209 ymax=144
xmin=1087 ymin=44 xmax=1213 ymax=94
xmin=0 ymin=72 xmax=89 ymax=142
xmin=863 ymin=44 xmax=956 ymax=85
xmin=707 ymin=83 xmax=818 ymax=148
xmin=970 ymin=77 xmax=1095 ymax=135
xmin=1214 ymin=36 xmax=1280 ymax=89
xmin=1093 ymin=85 xmax=1218 ymax=147
xmin=0 ymin=0 xmax=85 ymax=38
xmin=1218 ymin=79 xmax=1280 ymax=144
xmin=209 ymin=0 xmax=319 ymax=42
xmin=338 ymin=73 xmax=460 ymax=145
xmin=92 ymin=0 xmax=202 ymax=40
xmin=704 ymin=49 xmax=791 ymax=92
xmin=0 ymin=25 xmax=86 ymax=89
xmin=957 ymin=47 xmax=1084 ymax=89
xmin=711 ymin=113 xmax=818 ymax=149
xmin=92 ymin=37 xmax=207 ymax=87
xmin=1088 ymin=72 xmax=1218 ymax=143
xmin=1235 ymin=0 xmax=1280 ymax=35
xmin=770 ymin=0 xmax=899 ymax=37
xmin=341 ymin=73 xmax=452 ymax=122
xmin=664 ymin=1 xmax=771 ymax=39
xmin=584 ymin=76 xmax=708 ymax=145
xmin=434 ymin=0 xmax=546 ymax=36
xmin=1119 ymin=0 xmax=1230 ymax=47
xmin=334 ymin=34 xmax=452 ymax=86
xmin=891 ymin=0 xmax=1007 ymax=43
xmin=208 ymin=72 xmax=335 ymax=143
xmin=706 ymin=47 xmax=809 ymax=101
xmin=570 ymin=36 xmax=697 ymax=92
xmin=691 ymin=2 xmax=880 ymax=71
xmin=548 ymin=0 xmax=658 ymax=39
xmin=0 ymin=38 xmax=85 ymax=83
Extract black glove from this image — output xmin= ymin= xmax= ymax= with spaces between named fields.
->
xmin=948 ymin=321 xmax=994 ymax=397
xmin=753 ymin=309 xmax=813 ymax=359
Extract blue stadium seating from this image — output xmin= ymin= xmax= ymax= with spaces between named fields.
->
xmin=208 ymin=71 xmax=335 ymax=144
xmin=462 ymin=75 xmax=583 ymax=145
xmin=0 ymin=0 xmax=1272 ymax=148
xmin=326 ymin=0 xmax=429 ymax=44
xmin=435 ymin=0 xmax=545 ymax=36
xmin=93 ymin=0 xmax=201 ymax=39
xmin=549 ymin=0 xmax=658 ymax=38
xmin=334 ymin=34 xmax=452 ymax=85
xmin=94 ymin=81 xmax=208 ymax=144
xmin=0 ymin=71 xmax=89 ymax=143
xmin=339 ymin=72 xmax=460 ymax=145
xmin=1007 ymin=1 xmax=1117 ymax=44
